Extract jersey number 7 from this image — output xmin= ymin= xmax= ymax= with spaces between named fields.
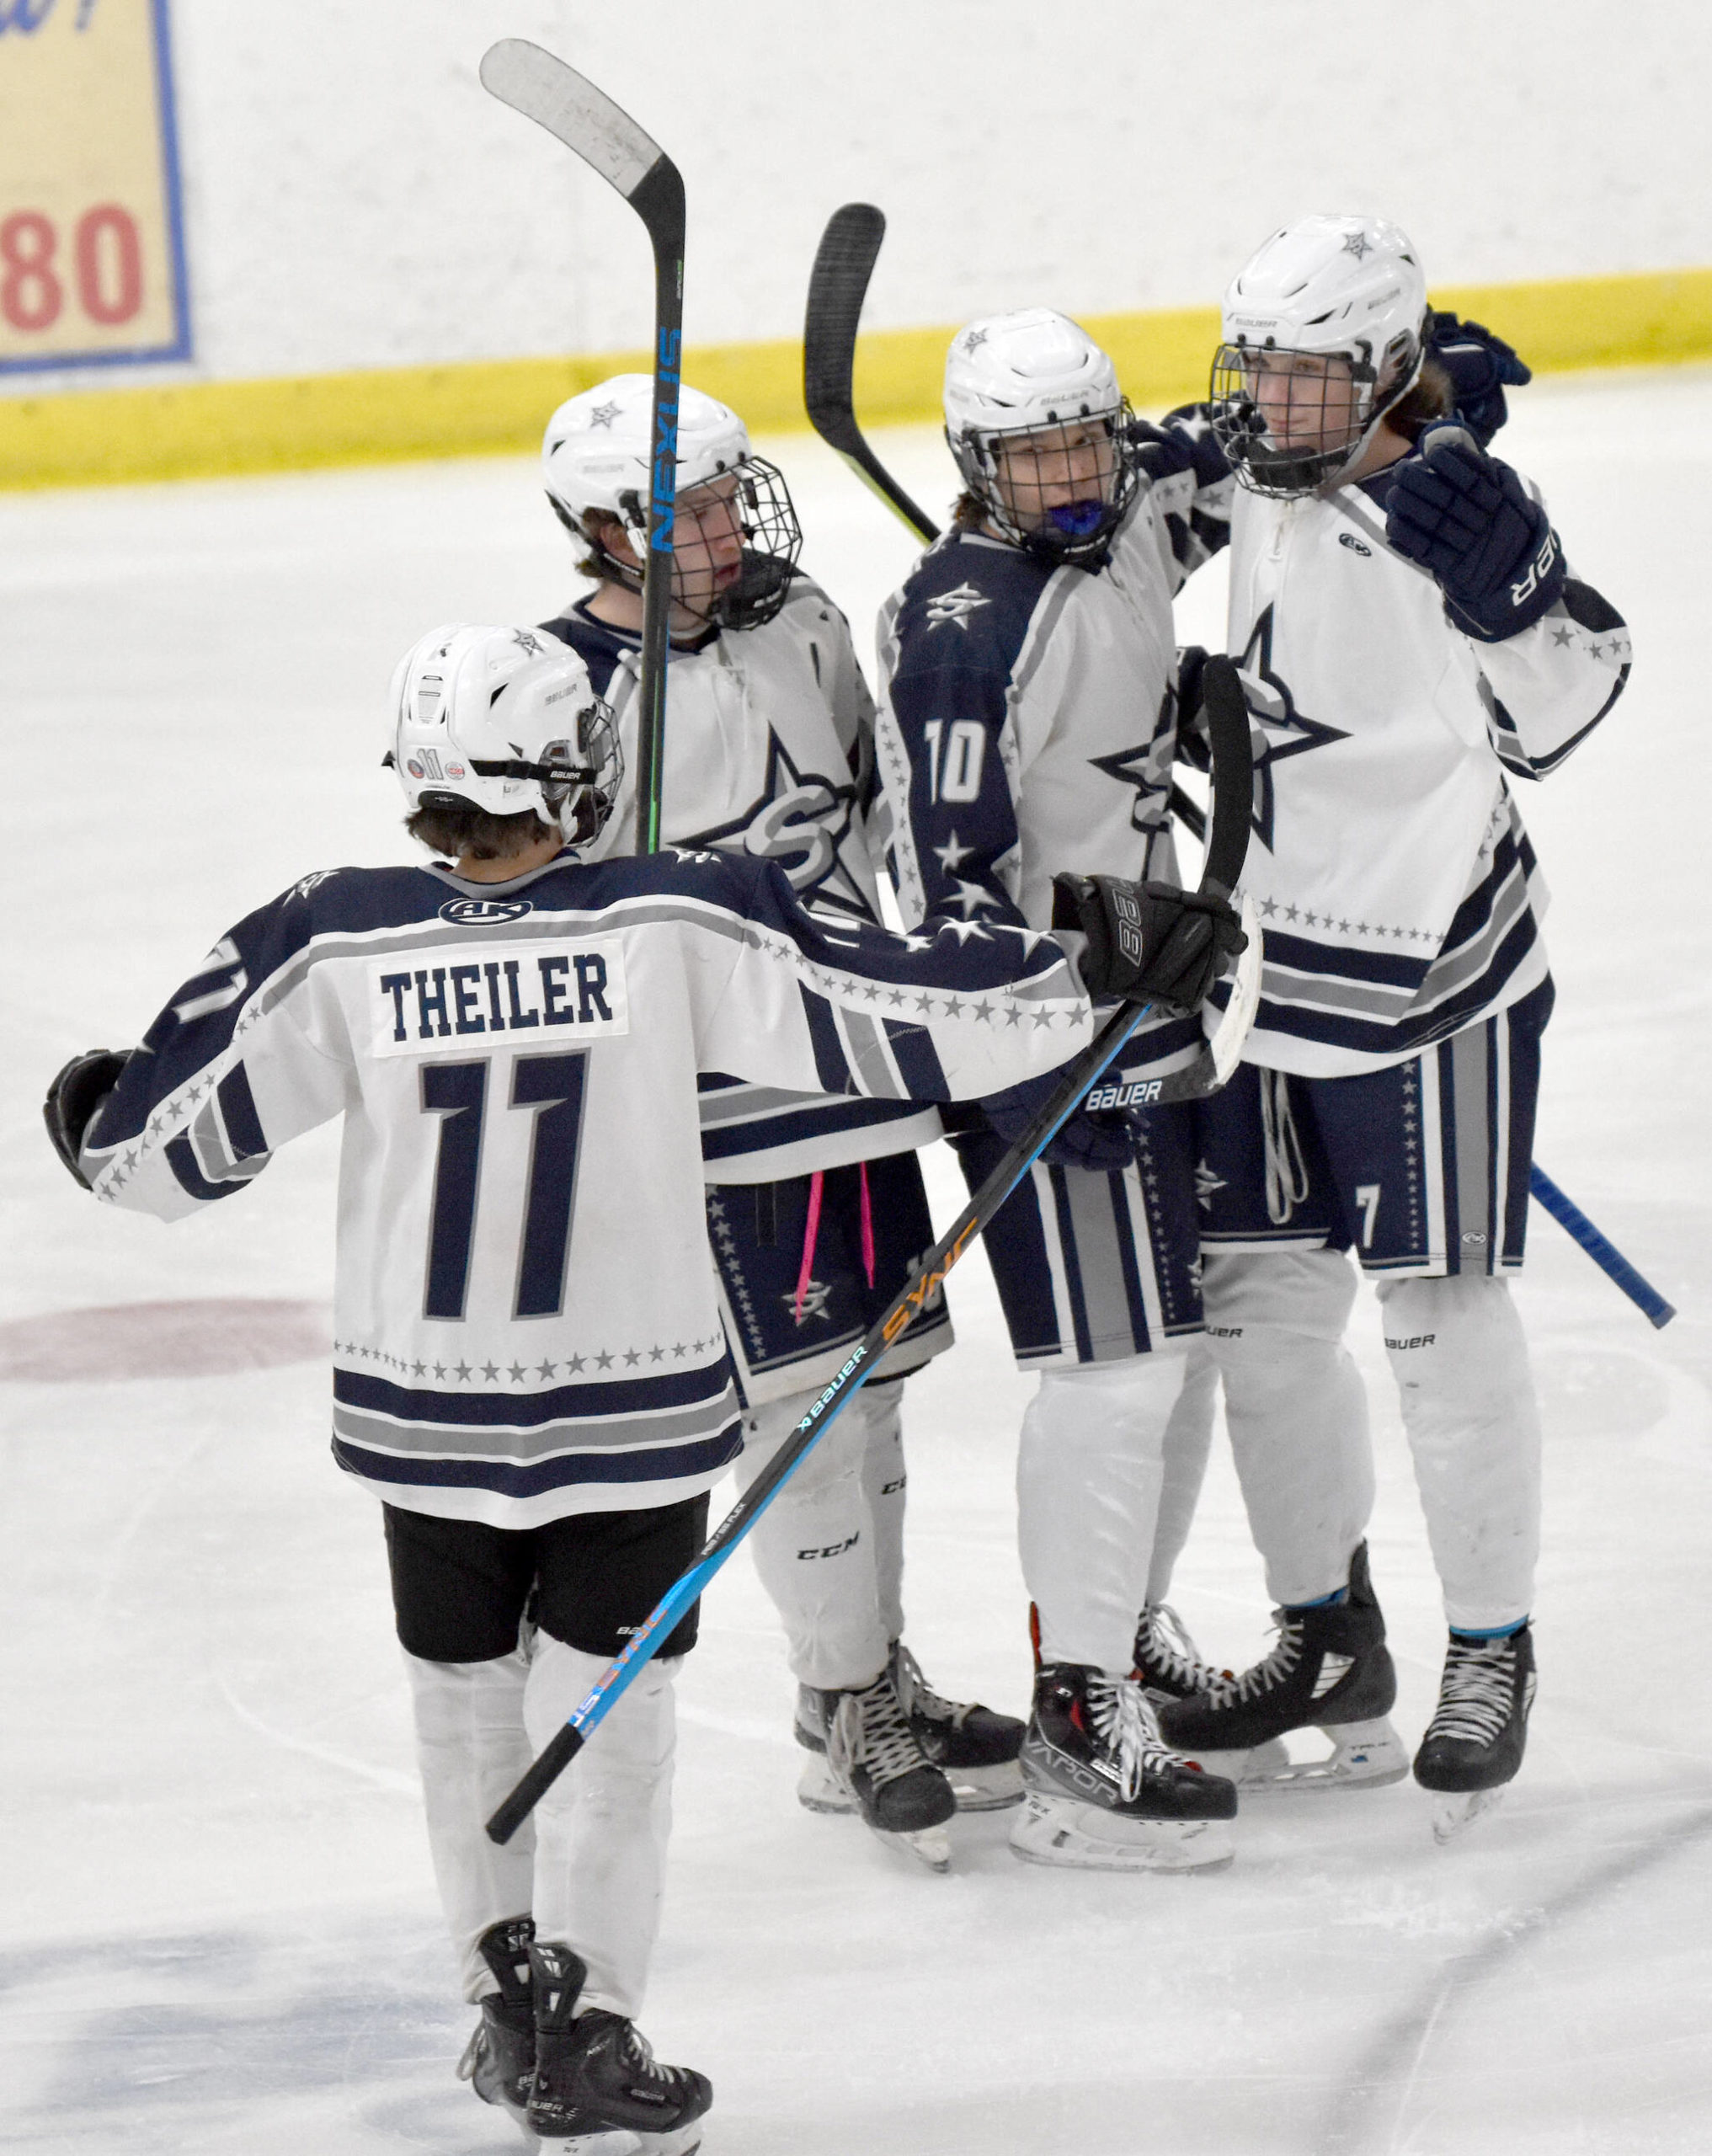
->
xmin=420 ymin=1053 xmax=589 ymax=1321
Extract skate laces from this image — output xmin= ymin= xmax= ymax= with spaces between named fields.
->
xmin=1136 ymin=1604 xmax=1227 ymax=1693
xmin=1086 ymin=1675 xmax=1176 ymax=1803
xmin=829 ymin=1673 xmax=929 ymax=1790
xmin=1426 ymin=1637 xmax=1517 ymax=1746
xmin=890 ymin=1643 xmax=966 ymax=1731
xmin=1203 ymin=1613 xmax=1304 ymax=1707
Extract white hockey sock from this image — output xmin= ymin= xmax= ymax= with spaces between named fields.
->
xmin=402 ymin=1647 xmax=536 ymax=2004
xmin=525 ymin=1636 xmax=678 ymax=2022
xmin=735 ymin=1388 xmax=889 ymax=1690
xmin=1144 ymin=1341 xmax=1219 ymax=1607
xmin=857 ymin=1378 xmax=908 ymax=1648
xmin=1200 ymin=1249 xmax=1374 ymax=1607
xmin=1378 ymin=1273 xmax=1541 ymax=1631
xmin=1017 ymin=1353 xmax=1183 ymax=1673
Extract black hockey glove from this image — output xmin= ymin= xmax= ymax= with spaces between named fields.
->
xmin=1051 ymin=873 xmax=1246 ymax=1011
xmin=1384 ymin=423 xmax=1565 ymax=642
xmin=979 ymin=1074 xmax=1140 ymax=1172
xmin=1425 ymin=311 xmax=1531 ymax=451
xmin=44 ymin=1049 xmax=131 ymax=1190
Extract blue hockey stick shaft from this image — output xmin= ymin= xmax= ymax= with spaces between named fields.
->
xmin=485 ymin=991 xmax=1156 ymax=1844
xmin=1529 ymin=1163 xmax=1676 ymax=1329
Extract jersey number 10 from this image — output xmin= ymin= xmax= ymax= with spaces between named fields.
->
xmin=419 ymin=1053 xmax=588 ymax=1321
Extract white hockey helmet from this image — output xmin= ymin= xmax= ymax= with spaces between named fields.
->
xmin=541 ymin=374 xmax=802 ymax=627
xmin=1211 ymin=215 xmax=1429 ymax=496
xmin=389 ymin=624 xmax=622 ymax=847
xmin=942 ymin=308 xmax=1138 ymax=564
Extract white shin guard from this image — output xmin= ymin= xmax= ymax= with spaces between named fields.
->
xmin=735 ymin=1388 xmax=890 ymax=1689
xmin=858 ymin=1378 xmax=909 ymax=1649
xmin=1199 ymin=1249 xmax=1375 ymax=1607
xmin=1378 ymin=1273 xmax=1541 ymax=1630
xmin=1144 ymin=1342 xmax=1219 ymax=1608
xmin=1017 ymin=1353 xmax=1187 ymax=1673
xmin=403 ymin=1647 xmax=536 ymax=2004
xmin=524 ymin=1635 xmax=678 ymax=2022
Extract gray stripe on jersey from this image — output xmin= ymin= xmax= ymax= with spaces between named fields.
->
xmin=332 ymin=1389 xmax=739 ymax=1462
xmin=1405 ymin=851 xmax=1534 ymax=1016
xmin=1450 ymin=1021 xmax=1493 ymax=1253
xmin=1006 ymin=568 xmax=1078 ymax=710
xmin=840 ymin=1007 xmax=909 ymax=1100
xmin=1258 ymin=963 xmax=1416 ymax=1018
xmin=1058 ymin=1165 xmax=1138 ymax=1355
xmin=697 ymin=1085 xmax=829 ymax=1126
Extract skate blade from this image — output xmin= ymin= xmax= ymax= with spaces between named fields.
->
xmin=531 ymin=2131 xmax=642 ymax=2155
xmin=796 ymin=1753 xmax=856 ymax=1815
xmin=1432 ymin=1785 xmax=1507 ymax=1844
xmin=945 ymin=1758 xmax=1024 ymax=1812
xmin=1007 ymin=1793 xmax=1235 ymax=1874
xmin=867 ymin=1820 xmax=952 ymax=1871
xmin=1187 ymin=1718 xmax=1409 ymax=1794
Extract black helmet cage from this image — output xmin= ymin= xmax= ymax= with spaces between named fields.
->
xmin=547 ymin=456 xmax=803 ymax=632
xmin=947 ymin=400 xmax=1140 ymax=567
xmin=1210 ymin=322 xmax=1426 ymax=497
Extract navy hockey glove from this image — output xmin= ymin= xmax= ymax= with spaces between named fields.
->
xmin=1425 ymin=312 xmax=1531 ymax=450
xmin=980 ymin=1074 xmax=1139 ymax=1172
xmin=44 ymin=1049 xmax=131 ymax=1190
xmin=1384 ymin=422 xmax=1565 ymax=642
xmin=1052 ymin=873 xmax=1246 ymax=1011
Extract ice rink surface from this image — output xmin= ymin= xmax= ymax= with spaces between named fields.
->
xmin=3 ymin=369 xmax=1710 ymax=2154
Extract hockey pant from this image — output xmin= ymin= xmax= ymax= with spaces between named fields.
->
xmin=404 ymin=1639 xmax=676 ymax=2021
xmin=1200 ymin=1252 xmax=1540 ymax=1630
xmin=1018 ymin=1348 xmax=1206 ymax=1675
xmin=734 ymin=1376 xmax=906 ymax=1690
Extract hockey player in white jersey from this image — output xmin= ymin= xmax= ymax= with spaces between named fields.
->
xmin=43 ymin=625 xmax=1238 ymax=2140
xmin=534 ymin=374 xmax=1025 ymax=1862
xmin=1155 ymin=216 xmax=1631 ymax=1836
xmin=876 ymin=309 xmax=1251 ymax=1870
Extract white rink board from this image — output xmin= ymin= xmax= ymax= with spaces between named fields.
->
xmin=3 ymin=370 xmax=1710 ymax=2153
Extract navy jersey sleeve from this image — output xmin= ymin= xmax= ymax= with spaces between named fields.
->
xmin=874 ymin=539 xmax=1053 ymax=933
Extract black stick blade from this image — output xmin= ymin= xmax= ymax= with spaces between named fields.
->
xmin=804 ymin=204 xmax=886 ymax=450
xmin=1196 ymin=658 xmax=1255 ymax=899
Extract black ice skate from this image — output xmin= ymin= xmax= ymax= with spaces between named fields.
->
xmin=795 ymin=1667 xmax=957 ymax=1869
xmin=1156 ymin=1544 xmax=1408 ymax=1793
xmin=527 ymin=1940 xmax=712 ymax=2156
xmin=456 ymin=1914 xmax=536 ymax=2132
xmin=887 ymin=1641 xmax=1024 ymax=1809
xmin=1132 ymin=1602 xmax=1235 ymax=1703
xmin=1010 ymin=1662 xmax=1236 ymax=1873
xmin=1415 ymin=1625 xmax=1537 ymax=1844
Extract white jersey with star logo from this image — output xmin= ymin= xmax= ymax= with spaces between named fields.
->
xmin=79 ymin=846 xmax=1096 ymax=1529
xmin=1215 ymin=470 xmax=1630 ymax=1075
xmin=544 ymin=575 xmax=945 ymax=1177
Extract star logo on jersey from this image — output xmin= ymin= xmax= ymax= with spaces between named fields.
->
xmin=932 ymin=830 xmax=975 ymax=873
xmin=1193 ymin=1159 xmax=1228 ymax=1211
xmin=783 ymin=1278 xmax=833 ymax=1326
xmin=587 ymin=400 xmax=623 ymax=430
xmin=924 ymin=582 xmax=990 ymax=632
xmin=1342 ymin=229 xmax=1373 ymax=259
xmin=288 ymin=869 xmax=338 ymax=901
xmin=1085 ymin=688 xmax=1174 ymax=833
xmin=678 ymin=731 xmax=869 ymax=915
xmin=1234 ymin=605 xmax=1351 ymax=852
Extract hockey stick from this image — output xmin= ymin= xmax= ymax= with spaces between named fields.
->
xmin=480 ymin=40 xmax=684 ymax=856
xmin=485 ymin=659 xmax=1256 ymax=1844
xmin=803 ymin=201 xmax=1210 ymax=838
xmin=1528 ymin=1165 xmax=1677 ymax=1328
